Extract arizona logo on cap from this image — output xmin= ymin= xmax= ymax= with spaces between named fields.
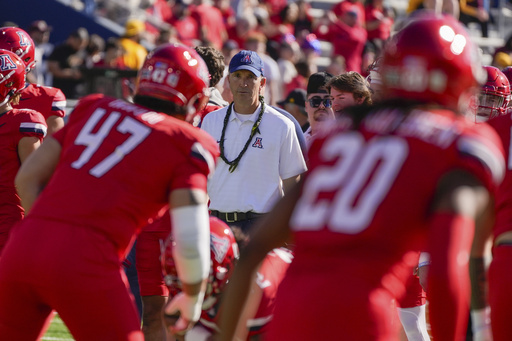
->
xmin=242 ymin=54 xmax=252 ymax=64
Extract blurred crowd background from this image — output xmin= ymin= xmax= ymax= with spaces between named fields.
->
xmin=2 ymin=0 xmax=512 ymax=106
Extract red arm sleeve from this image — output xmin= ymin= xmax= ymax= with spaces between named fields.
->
xmin=427 ymin=213 xmax=474 ymax=341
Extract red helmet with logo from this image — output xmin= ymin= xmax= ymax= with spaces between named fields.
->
xmin=380 ymin=13 xmax=484 ymax=110
xmin=0 ymin=27 xmax=36 ymax=73
xmin=0 ymin=49 xmax=26 ymax=106
xmin=476 ymin=66 xmax=510 ymax=121
xmin=136 ymin=43 xmax=210 ymax=124
xmin=162 ymin=217 xmax=239 ymax=299
xmin=501 ymin=66 xmax=512 ymax=107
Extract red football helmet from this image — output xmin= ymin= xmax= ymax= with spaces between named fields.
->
xmin=380 ymin=13 xmax=484 ymax=110
xmin=136 ymin=43 xmax=210 ymax=125
xmin=162 ymin=217 xmax=239 ymax=299
xmin=0 ymin=49 xmax=26 ymax=106
xmin=475 ymin=66 xmax=510 ymax=121
xmin=0 ymin=27 xmax=36 ymax=73
xmin=501 ymin=66 xmax=512 ymax=107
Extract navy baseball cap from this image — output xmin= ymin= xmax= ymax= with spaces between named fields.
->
xmin=229 ymin=50 xmax=264 ymax=77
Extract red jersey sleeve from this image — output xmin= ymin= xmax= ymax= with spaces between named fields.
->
xmin=50 ymin=87 xmax=67 ymax=118
xmin=455 ymin=122 xmax=505 ymax=193
xmin=17 ymin=109 xmax=47 ymax=140
xmin=169 ymin=130 xmax=219 ymax=192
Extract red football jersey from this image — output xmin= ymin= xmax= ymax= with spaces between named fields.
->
xmin=27 ymin=94 xmax=218 ymax=258
xmin=0 ymin=109 xmax=46 ymax=235
xmin=14 ymin=83 xmax=66 ymax=120
xmin=266 ymin=107 xmax=504 ymax=340
xmin=247 ymin=248 xmax=293 ymax=338
xmin=487 ymin=112 xmax=512 ymax=239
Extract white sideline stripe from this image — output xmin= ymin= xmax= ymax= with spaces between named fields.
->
xmin=41 ymin=337 xmax=74 ymax=341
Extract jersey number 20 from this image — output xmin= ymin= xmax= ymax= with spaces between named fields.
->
xmin=292 ymin=133 xmax=408 ymax=234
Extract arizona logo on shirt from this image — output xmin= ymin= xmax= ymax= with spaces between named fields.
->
xmin=252 ymin=137 xmax=263 ymax=149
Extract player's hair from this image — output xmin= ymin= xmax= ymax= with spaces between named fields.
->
xmin=133 ymin=95 xmax=187 ymax=116
xmin=10 ymin=92 xmax=21 ymax=106
xmin=327 ymin=71 xmax=373 ymax=106
xmin=194 ymin=46 xmax=225 ymax=88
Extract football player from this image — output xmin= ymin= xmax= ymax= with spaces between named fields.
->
xmin=0 ymin=49 xmax=46 ymax=254
xmin=0 ymin=26 xmax=66 ymax=135
xmin=474 ymin=65 xmax=510 ymax=122
xmin=468 ymin=65 xmax=512 ymax=341
xmin=0 ymin=43 xmax=218 ymax=340
xmin=219 ymin=13 xmax=504 ymax=341
xmin=161 ymin=216 xmax=239 ymax=340
xmin=501 ymin=65 xmax=512 ymax=109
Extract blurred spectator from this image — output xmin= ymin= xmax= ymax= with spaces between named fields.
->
xmin=261 ymin=0 xmax=287 ymax=16
xmin=213 ymin=0 xmax=237 ymax=32
xmin=168 ymin=0 xmax=201 ymax=47
xmin=459 ymin=0 xmax=491 ymax=37
xmin=277 ymin=88 xmax=309 ymax=132
xmin=144 ymin=0 xmax=173 ymax=24
xmin=300 ymin=33 xmax=321 ymax=75
xmin=245 ymin=32 xmax=283 ymax=105
xmin=191 ymin=0 xmax=228 ymax=50
xmin=365 ymin=0 xmax=393 ymax=55
xmin=326 ymin=55 xmax=346 ymax=76
xmin=265 ymin=2 xmax=300 ymax=42
xmin=119 ymin=19 xmax=148 ymax=70
xmin=155 ymin=27 xmax=179 ymax=46
xmin=285 ymin=59 xmax=311 ymax=95
xmin=493 ymin=52 xmax=512 ymax=69
xmin=220 ymin=39 xmax=240 ymax=102
xmin=85 ymin=34 xmax=105 ymax=68
xmin=331 ymin=0 xmax=366 ymax=26
xmin=493 ymin=35 xmax=512 ymax=67
xmin=361 ymin=42 xmax=377 ymax=78
xmin=277 ymin=36 xmax=301 ymax=93
xmin=47 ymin=27 xmax=89 ymax=99
xmin=295 ymin=0 xmax=314 ymax=37
xmin=317 ymin=5 xmax=367 ymax=74
xmin=94 ymin=38 xmax=125 ymax=69
xmin=227 ymin=15 xmax=259 ymax=49
xmin=26 ymin=20 xmax=54 ymax=86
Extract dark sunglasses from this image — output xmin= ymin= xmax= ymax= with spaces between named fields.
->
xmin=308 ymin=97 xmax=332 ymax=108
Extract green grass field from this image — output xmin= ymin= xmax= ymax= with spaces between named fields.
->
xmin=42 ymin=313 xmax=74 ymax=341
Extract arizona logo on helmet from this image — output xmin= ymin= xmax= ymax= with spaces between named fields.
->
xmin=0 ymin=53 xmax=17 ymax=71
xmin=16 ymin=31 xmax=31 ymax=48
xmin=211 ymin=233 xmax=230 ymax=264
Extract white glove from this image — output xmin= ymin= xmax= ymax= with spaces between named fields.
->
xmin=164 ymin=292 xmax=205 ymax=335
xmin=471 ymin=307 xmax=493 ymax=341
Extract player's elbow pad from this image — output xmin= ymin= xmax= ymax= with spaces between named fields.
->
xmin=171 ymin=205 xmax=210 ymax=284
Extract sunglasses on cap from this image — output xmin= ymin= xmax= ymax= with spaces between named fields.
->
xmin=308 ymin=96 xmax=332 ymax=108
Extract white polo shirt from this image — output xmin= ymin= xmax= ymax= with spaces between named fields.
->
xmin=201 ymin=103 xmax=307 ymax=213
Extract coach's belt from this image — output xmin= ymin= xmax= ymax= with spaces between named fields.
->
xmin=209 ymin=210 xmax=265 ymax=223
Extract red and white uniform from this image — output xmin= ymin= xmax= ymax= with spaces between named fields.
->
xmin=14 ymin=83 xmax=66 ymax=121
xmin=486 ymin=112 xmax=512 ymax=341
xmin=0 ymin=94 xmax=218 ymax=340
xmin=195 ymin=248 xmax=293 ymax=339
xmin=265 ymin=107 xmax=504 ymax=340
xmin=247 ymin=247 xmax=293 ymax=338
xmin=0 ymin=108 xmax=46 ymax=252
xmin=137 ymin=209 xmax=170 ymax=297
